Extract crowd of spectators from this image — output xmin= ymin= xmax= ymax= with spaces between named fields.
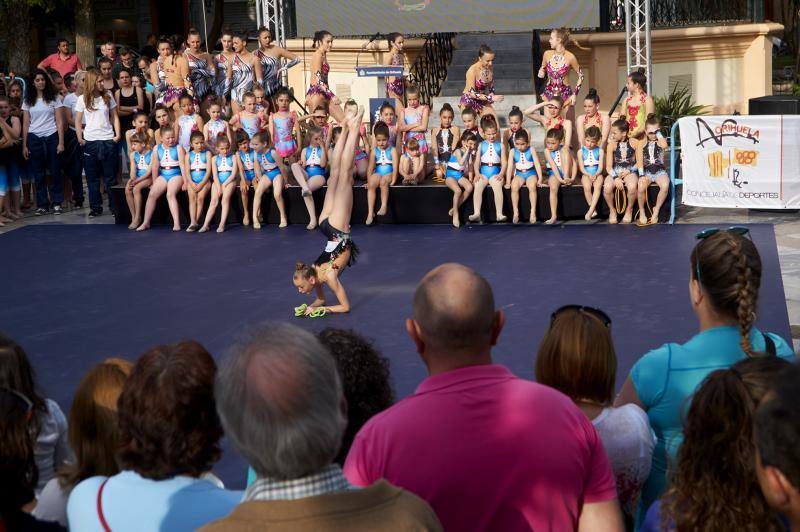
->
xmin=0 ymin=231 xmax=798 ymax=530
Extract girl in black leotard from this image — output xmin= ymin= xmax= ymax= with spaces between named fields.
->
xmin=431 ymin=103 xmax=460 ymax=184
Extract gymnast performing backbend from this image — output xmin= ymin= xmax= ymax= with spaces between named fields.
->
xmin=292 ymin=105 xmax=364 ymax=317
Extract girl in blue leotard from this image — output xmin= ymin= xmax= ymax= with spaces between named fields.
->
xmin=125 ymin=132 xmax=153 ymax=229
xmin=543 ymin=125 xmax=573 ymax=225
xmin=469 ymin=115 xmax=507 ymax=223
xmin=506 ymin=128 xmax=544 ymax=224
xmin=444 ymin=130 xmax=476 ymax=228
xmin=137 ymin=126 xmax=186 ymax=232
xmin=290 ymin=125 xmax=328 ymax=230
xmin=579 ymin=125 xmax=604 ymax=221
xmin=235 ymin=129 xmax=259 ymax=227
xmin=366 ymin=121 xmax=398 ymax=225
xmin=200 ymin=136 xmax=239 ymax=233
xmin=185 ymin=131 xmax=212 ymax=232
xmin=251 ymin=131 xmax=288 ymax=229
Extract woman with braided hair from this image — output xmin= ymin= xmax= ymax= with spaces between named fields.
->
xmin=615 ymin=227 xmax=796 ymax=527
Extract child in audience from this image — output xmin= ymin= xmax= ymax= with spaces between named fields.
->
xmin=252 ymin=131 xmax=288 ymax=229
xmin=579 ymin=125 xmax=604 ymax=220
xmin=185 ymin=130 xmax=212 ymax=232
xmin=176 ymin=93 xmax=203 ymax=152
xmin=637 ymin=114 xmax=669 ymax=225
xmin=461 ymin=107 xmax=482 ymax=143
xmin=137 ymin=126 xmax=186 ymax=232
xmin=399 ymin=138 xmax=426 ymax=185
xmin=269 ymin=87 xmax=299 ymax=162
xmin=372 ymin=102 xmax=397 ymax=147
xmin=397 ymin=84 xmax=429 ymax=155
xmin=152 ymin=105 xmax=172 ymax=145
xmin=507 ymin=128 xmax=543 ymax=224
xmin=432 ymin=103 xmax=460 ymax=184
xmin=236 ymin=129 xmax=259 ymax=226
xmin=200 ymin=136 xmax=238 ymax=233
xmin=444 ymin=130 xmax=476 ymax=227
xmin=603 ymin=118 xmax=639 ymax=224
xmin=291 ymin=125 xmax=327 ymax=230
xmin=366 ymin=121 xmax=398 ymax=225
xmin=125 ymin=132 xmax=153 ymax=229
xmin=0 ymin=95 xmax=23 ymax=220
xmin=543 ymin=126 xmax=573 ymax=225
xmin=229 ymin=92 xmax=265 ymax=143
xmin=469 ymin=115 xmax=506 ymax=223
xmin=503 ymin=106 xmax=528 ymax=152
xmin=203 ymin=100 xmax=231 ymax=153
xmin=343 ymin=99 xmax=370 ymax=180
xmin=125 ymin=111 xmax=154 ymax=154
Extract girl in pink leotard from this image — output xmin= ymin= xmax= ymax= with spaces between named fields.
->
xmin=269 ymin=87 xmax=300 ymax=161
xmin=538 ymin=28 xmax=585 ymax=110
xmin=459 ymin=44 xmax=504 ymax=122
xmin=384 ymin=33 xmax=406 ymax=109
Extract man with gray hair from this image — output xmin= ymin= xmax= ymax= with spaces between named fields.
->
xmin=344 ymin=263 xmax=624 ymax=531
xmin=201 ymin=322 xmax=441 ymax=531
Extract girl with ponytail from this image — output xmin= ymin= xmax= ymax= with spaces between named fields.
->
xmin=305 ymin=30 xmax=345 ymax=125
xmin=623 ymin=68 xmax=654 ymax=146
xmin=538 ymin=28 xmax=586 ymax=109
xmin=616 ymin=228 xmax=795 ymax=526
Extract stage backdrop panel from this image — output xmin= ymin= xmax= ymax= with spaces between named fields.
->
xmin=679 ymin=115 xmax=800 ymax=209
xmin=295 ymin=2 xmax=598 ymax=36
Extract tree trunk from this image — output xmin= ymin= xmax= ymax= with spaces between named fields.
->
xmin=4 ymin=0 xmax=31 ymax=73
xmin=208 ymin=0 xmax=225 ymax=49
xmin=75 ymin=0 xmax=96 ymax=68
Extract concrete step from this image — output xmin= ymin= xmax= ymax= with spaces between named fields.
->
xmin=440 ymin=78 xmax=535 ymax=97
xmin=442 ymin=62 xmax=535 ymax=81
xmin=449 ymin=47 xmax=534 ymax=67
xmin=454 ymin=32 xmax=534 ymax=50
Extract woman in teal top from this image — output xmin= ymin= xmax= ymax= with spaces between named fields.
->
xmin=615 ymin=227 xmax=795 ymax=525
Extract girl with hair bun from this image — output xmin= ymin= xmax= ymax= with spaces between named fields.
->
xmin=184 ymin=28 xmax=216 ymax=103
xmin=459 ymin=44 xmax=504 ymax=123
xmin=636 ymin=113 xmax=669 ymax=225
xmin=384 ymin=32 xmax=407 ymax=108
xmin=577 ymin=88 xmax=610 ymax=148
xmin=538 ymin=28 xmax=586 ymax=109
xmin=305 ymin=30 xmax=345 ymax=124
xmin=431 ymin=103 xmax=460 ymax=184
xmin=615 ymin=228 xmax=796 ymax=526
xmin=255 ymin=26 xmax=301 ymax=102
xmin=623 ymin=68 xmax=654 ymax=147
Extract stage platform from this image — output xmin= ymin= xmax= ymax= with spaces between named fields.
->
xmin=1 ymin=223 xmax=787 ymax=489
xmin=111 ymin=182 xmax=671 ymax=226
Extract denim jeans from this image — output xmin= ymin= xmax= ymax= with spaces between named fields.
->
xmin=62 ymin=129 xmax=84 ymax=204
xmin=27 ymin=132 xmax=62 ymax=209
xmin=83 ymin=139 xmax=119 ymax=213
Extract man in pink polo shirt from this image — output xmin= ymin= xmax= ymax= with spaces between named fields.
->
xmin=344 ymin=263 xmax=623 ymax=531
xmin=37 ymin=38 xmax=82 ymax=78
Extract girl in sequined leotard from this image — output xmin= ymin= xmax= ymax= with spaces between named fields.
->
xmin=150 ymin=38 xmax=192 ymax=112
xmin=538 ymin=28 xmax=585 ymax=109
xmin=384 ymin=33 xmax=407 ymax=107
xmin=577 ymin=88 xmax=611 ymax=149
xmin=212 ymin=32 xmax=235 ymax=104
xmin=459 ymin=44 xmax=504 ymax=121
xmin=603 ymin=118 xmax=640 ymax=224
xmin=623 ymin=69 xmax=655 ymax=147
xmin=230 ymin=34 xmax=263 ymax=114
xmin=184 ymin=29 xmax=216 ymax=103
xmin=255 ymin=26 xmax=301 ymax=100
xmin=305 ymin=30 xmax=345 ymax=124
xmin=636 ymin=113 xmax=669 ymax=225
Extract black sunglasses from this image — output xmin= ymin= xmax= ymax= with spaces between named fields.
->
xmin=550 ymin=305 xmax=612 ymax=329
xmin=694 ymin=226 xmax=751 ymax=285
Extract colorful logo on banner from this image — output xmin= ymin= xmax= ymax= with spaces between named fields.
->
xmin=696 ymin=118 xmax=760 ymax=189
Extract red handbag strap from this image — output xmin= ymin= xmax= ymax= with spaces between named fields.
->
xmin=96 ymin=478 xmax=111 ymax=532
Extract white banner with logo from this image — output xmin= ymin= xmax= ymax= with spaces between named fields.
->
xmin=679 ymin=115 xmax=800 ymax=208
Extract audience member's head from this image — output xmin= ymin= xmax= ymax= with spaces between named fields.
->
xmin=216 ymin=322 xmax=346 ymax=480
xmin=754 ymin=364 xmax=800 ymax=526
xmin=118 ymin=341 xmax=222 ymax=480
xmin=58 ymin=358 xmax=132 ymax=490
xmin=0 ymin=387 xmax=37 ymax=515
xmin=407 ymin=263 xmax=503 ymax=372
xmin=690 ymin=229 xmax=762 ymax=355
xmin=535 ymin=305 xmax=615 ymax=406
xmin=0 ymin=333 xmax=47 ymax=423
xmin=318 ymin=328 xmax=395 ymax=465
xmin=660 ymin=356 xmax=789 ymax=531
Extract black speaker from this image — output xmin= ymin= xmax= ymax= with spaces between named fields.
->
xmin=748 ymin=95 xmax=800 ymax=115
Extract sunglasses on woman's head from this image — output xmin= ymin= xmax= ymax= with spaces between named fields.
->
xmin=550 ymin=305 xmax=612 ymax=329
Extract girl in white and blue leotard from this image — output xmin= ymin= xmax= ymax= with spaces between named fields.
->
xmin=506 ymin=129 xmax=543 ymax=225
xmin=235 ymin=129 xmax=258 ymax=226
xmin=290 ymin=125 xmax=328 ymax=230
xmin=365 ymin=121 xmax=399 ymax=225
xmin=543 ymin=126 xmax=573 ymax=225
xmin=185 ymin=131 xmax=212 ymax=232
xmin=251 ymin=131 xmax=288 ymax=229
xmin=469 ymin=116 xmax=507 ymax=223
xmin=579 ymin=125 xmax=604 ymax=221
xmin=125 ymin=132 xmax=153 ymax=229
xmin=136 ymin=127 xmax=186 ymax=232
xmin=444 ymin=130 xmax=477 ymax=228
xmin=200 ymin=137 xmax=239 ymax=233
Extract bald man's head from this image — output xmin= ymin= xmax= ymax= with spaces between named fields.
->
xmin=412 ymin=263 xmax=497 ymax=355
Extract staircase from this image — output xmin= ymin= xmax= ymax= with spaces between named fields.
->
xmin=427 ymin=32 xmax=545 ymax=150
